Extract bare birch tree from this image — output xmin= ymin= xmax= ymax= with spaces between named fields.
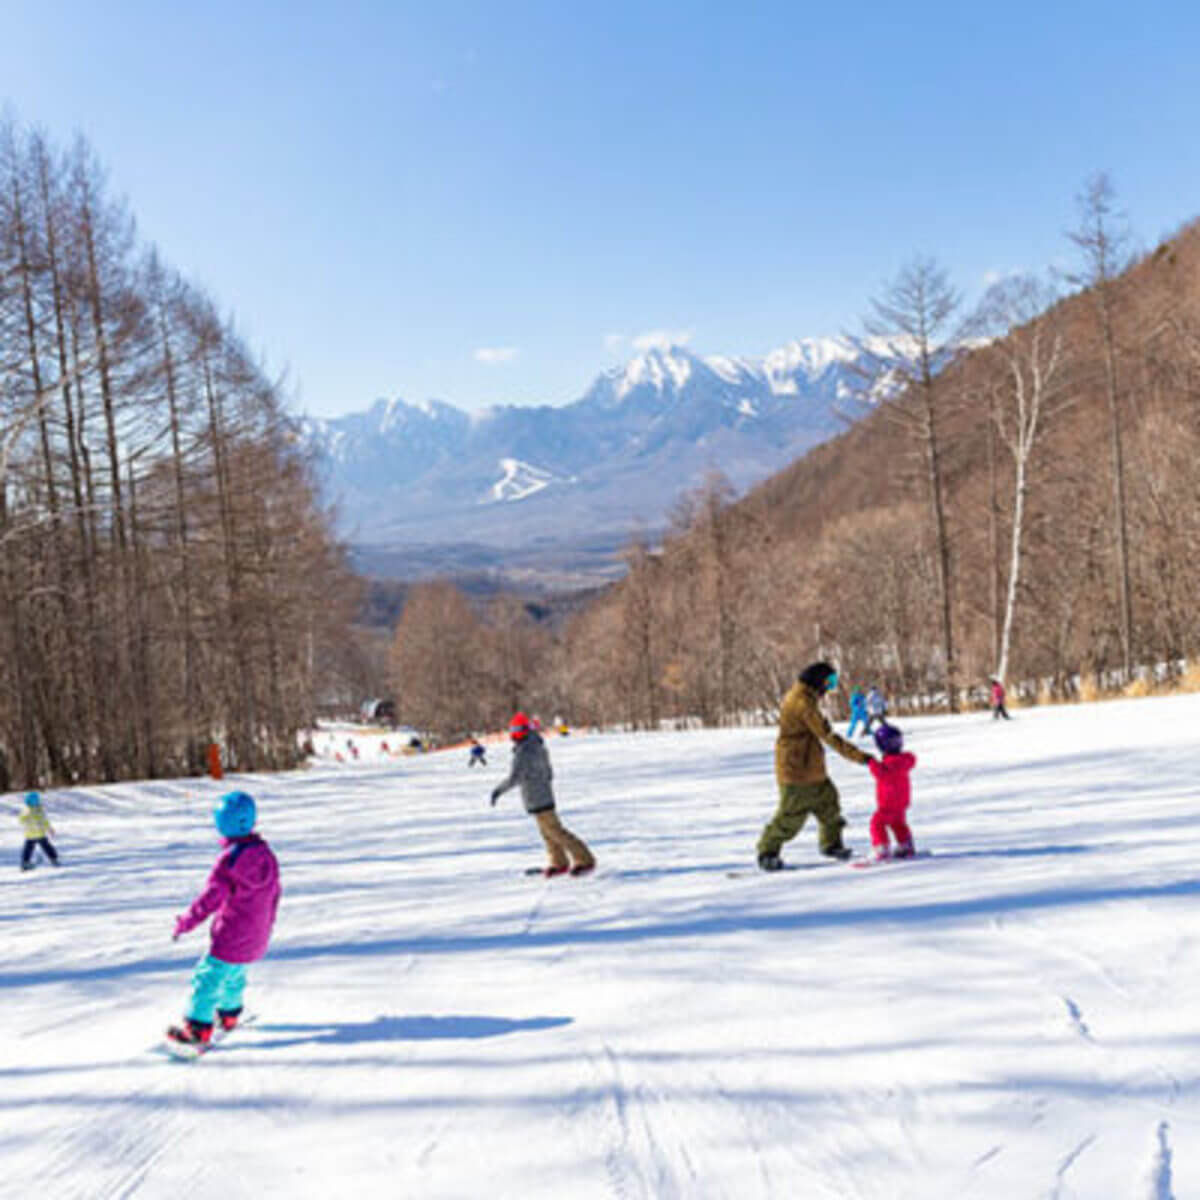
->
xmin=973 ymin=274 xmax=1071 ymax=680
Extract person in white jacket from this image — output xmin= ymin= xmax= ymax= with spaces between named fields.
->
xmin=864 ymin=686 xmax=888 ymax=734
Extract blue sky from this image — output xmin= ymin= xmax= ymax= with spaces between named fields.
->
xmin=5 ymin=1 xmax=1199 ymax=417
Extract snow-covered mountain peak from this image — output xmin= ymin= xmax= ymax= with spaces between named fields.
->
xmin=762 ymin=337 xmax=857 ymax=394
xmin=702 ymin=354 xmax=757 ymax=385
xmin=303 ymin=332 xmax=869 ymax=571
xmin=374 ymin=396 xmax=409 ymax=434
xmin=363 ymin=395 xmax=464 ymax=434
xmin=615 ymin=345 xmax=695 ymax=400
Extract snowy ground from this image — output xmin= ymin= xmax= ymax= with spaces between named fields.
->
xmin=3 ymin=694 xmax=1197 ymax=1199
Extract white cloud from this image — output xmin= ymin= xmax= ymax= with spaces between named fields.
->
xmin=474 ymin=346 xmax=519 ymax=365
xmin=981 ymin=267 xmax=1025 ymax=289
xmin=632 ymin=329 xmax=692 ymax=352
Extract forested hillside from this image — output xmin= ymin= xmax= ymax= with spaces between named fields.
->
xmin=738 ymin=206 xmax=1200 ymax=704
xmin=388 ymin=187 xmax=1200 ymax=736
xmin=0 ymin=120 xmax=362 ymax=790
xmin=564 ymin=196 xmax=1200 ymax=725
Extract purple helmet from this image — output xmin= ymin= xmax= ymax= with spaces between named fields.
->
xmin=873 ymin=722 xmax=903 ymax=756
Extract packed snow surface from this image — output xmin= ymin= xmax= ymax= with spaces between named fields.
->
xmin=4 ymin=693 xmax=1198 ymax=1199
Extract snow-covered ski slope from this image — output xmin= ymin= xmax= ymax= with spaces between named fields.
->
xmin=3 ymin=693 xmax=1197 ymax=1200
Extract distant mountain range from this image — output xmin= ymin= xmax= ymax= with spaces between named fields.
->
xmin=300 ymin=339 xmax=868 ymax=586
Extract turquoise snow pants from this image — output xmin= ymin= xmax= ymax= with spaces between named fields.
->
xmin=186 ymin=953 xmax=248 ymax=1024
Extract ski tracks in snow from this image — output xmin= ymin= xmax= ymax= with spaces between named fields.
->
xmin=985 ymin=914 xmax=1189 ymax=1199
xmin=1141 ymin=1120 xmax=1175 ymax=1200
xmin=1061 ymin=995 xmax=1093 ymax=1042
xmin=1043 ymin=1122 xmax=1178 ymax=1200
xmin=520 ymin=880 xmax=549 ymax=938
xmin=102 ymin=1124 xmax=193 ymax=1200
xmin=593 ymin=1043 xmax=700 ymax=1200
xmin=44 ymin=1068 xmax=189 ymax=1200
xmin=1048 ymin=1133 xmax=1097 ymax=1198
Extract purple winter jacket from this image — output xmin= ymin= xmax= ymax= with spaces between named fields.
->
xmin=174 ymin=834 xmax=281 ymax=964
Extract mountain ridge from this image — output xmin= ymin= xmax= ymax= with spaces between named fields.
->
xmin=302 ymin=337 xmax=868 ymax=584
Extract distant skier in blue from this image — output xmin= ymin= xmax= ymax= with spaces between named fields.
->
xmin=846 ymin=688 xmax=869 ymax=739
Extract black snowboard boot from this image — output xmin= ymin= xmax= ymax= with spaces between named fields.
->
xmin=757 ymin=852 xmax=784 ymax=872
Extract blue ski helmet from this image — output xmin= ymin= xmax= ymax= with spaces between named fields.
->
xmin=24 ymin=791 xmax=40 ymax=807
xmin=873 ymin=722 xmax=904 ymax=756
xmin=213 ymin=790 xmax=256 ymax=838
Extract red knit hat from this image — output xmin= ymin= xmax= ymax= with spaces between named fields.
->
xmin=509 ymin=711 xmax=532 ymax=740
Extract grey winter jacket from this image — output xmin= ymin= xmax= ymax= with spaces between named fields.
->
xmin=494 ymin=731 xmax=556 ymax=813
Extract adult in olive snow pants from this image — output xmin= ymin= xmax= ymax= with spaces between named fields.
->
xmin=757 ymin=779 xmax=847 ymax=858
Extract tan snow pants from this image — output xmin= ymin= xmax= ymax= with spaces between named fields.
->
xmin=534 ymin=809 xmax=595 ymax=870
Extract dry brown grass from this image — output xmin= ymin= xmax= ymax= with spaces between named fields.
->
xmin=1176 ymin=662 xmax=1200 ymax=694
xmin=1016 ymin=660 xmax=1198 ymax=708
xmin=1123 ymin=676 xmax=1154 ymax=699
xmin=1034 ymin=681 xmax=1066 ymax=707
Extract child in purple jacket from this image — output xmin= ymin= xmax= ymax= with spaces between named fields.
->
xmin=167 ymin=790 xmax=281 ymax=1048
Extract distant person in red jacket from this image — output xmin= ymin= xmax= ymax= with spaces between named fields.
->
xmin=990 ymin=676 xmax=1011 ymax=720
xmin=867 ymin=723 xmax=917 ymax=861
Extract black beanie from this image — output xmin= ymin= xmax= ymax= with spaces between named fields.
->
xmin=799 ymin=661 xmax=837 ymax=691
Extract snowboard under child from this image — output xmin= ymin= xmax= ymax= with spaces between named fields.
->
xmin=491 ymin=711 xmax=595 ymax=877
xmin=167 ymin=790 xmax=280 ymax=1049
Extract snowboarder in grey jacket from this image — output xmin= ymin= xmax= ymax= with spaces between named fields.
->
xmin=491 ymin=712 xmax=595 ymax=877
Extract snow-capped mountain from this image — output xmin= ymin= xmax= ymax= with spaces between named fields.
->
xmin=301 ymin=338 xmax=867 ymax=583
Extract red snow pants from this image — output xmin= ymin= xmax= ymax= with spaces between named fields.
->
xmin=869 ymin=801 xmax=912 ymax=851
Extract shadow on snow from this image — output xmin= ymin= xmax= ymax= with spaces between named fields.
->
xmin=249 ymin=1013 xmax=572 ymax=1049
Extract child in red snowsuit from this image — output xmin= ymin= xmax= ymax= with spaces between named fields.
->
xmin=867 ymin=723 xmax=916 ymax=860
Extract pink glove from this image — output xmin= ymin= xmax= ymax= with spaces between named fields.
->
xmin=173 ymin=915 xmax=190 ymax=941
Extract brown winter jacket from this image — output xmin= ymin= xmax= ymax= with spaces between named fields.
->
xmin=774 ymin=681 xmax=871 ymax=785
